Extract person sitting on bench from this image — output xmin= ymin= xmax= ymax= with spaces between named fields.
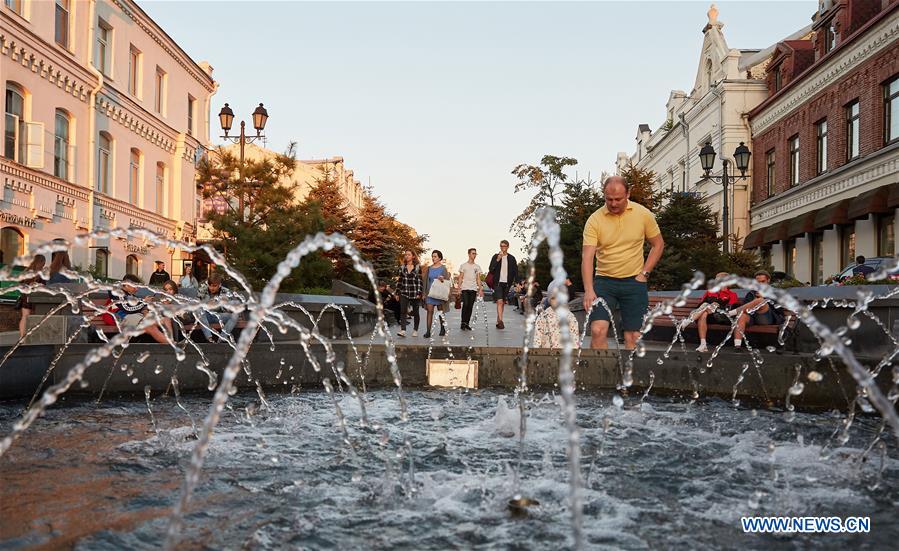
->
xmin=197 ymin=272 xmax=239 ymax=343
xmin=729 ymin=270 xmax=785 ymax=349
xmin=694 ymin=272 xmax=739 ymax=352
xmin=113 ymin=274 xmax=172 ymax=344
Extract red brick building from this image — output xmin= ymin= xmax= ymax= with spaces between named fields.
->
xmin=744 ymin=0 xmax=899 ymax=283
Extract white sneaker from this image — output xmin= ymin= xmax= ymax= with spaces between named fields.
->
xmin=412 ymin=330 xmax=418 ymax=337
xmin=397 ymin=330 xmax=406 ymax=337
xmin=696 ymin=343 xmax=708 ymax=353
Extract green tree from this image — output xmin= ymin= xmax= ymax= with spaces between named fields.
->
xmin=510 ymin=155 xmax=578 ymax=243
xmin=198 ymin=143 xmax=333 ymax=292
xmin=619 ymin=162 xmax=667 ymax=212
xmin=352 ymin=191 xmax=427 ymax=282
xmin=651 ymin=192 xmax=725 ymax=290
xmin=304 ymin=167 xmax=357 ymax=280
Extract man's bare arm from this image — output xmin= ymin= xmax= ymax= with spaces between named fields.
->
xmin=582 ymin=245 xmax=597 ymax=311
xmin=642 ymin=234 xmax=664 ymax=274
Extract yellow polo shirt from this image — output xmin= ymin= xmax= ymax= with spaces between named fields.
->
xmin=583 ymin=201 xmax=661 ymax=278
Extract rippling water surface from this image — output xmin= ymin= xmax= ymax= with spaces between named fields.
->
xmin=1 ymin=389 xmax=897 ymax=549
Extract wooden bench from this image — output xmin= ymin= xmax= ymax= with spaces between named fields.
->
xmin=646 ymin=295 xmax=798 ymax=349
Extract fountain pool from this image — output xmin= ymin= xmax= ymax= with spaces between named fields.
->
xmin=1 ymin=389 xmax=896 ymax=549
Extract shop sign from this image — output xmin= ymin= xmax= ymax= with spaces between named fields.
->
xmin=124 ymin=243 xmax=150 ymax=255
xmin=0 ymin=212 xmax=37 ymax=228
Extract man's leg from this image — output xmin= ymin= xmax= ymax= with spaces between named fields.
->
xmin=222 ymin=312 xmax=239 ymax=336
xmin=623 ymin=330 xmax=640 ymax=350
xmin=411 ymin=298 xmax=420 ymax=331
xmin=697 ymin=310 xmax=708 ymax=340
xmin=735 ymin=312 xmax=750 ymax=345
xmin=200 ymin=311 xmax=215 ymax=340
xmin=591 ymin=320 xmax=610 ymax=349
xmin=461 ymin=290 xmax=474 ymax=326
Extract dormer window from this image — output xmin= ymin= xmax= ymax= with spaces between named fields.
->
xmin=773 ymin=65 xmax=783 ymax=92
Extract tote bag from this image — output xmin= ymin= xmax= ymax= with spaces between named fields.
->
xmin=428 ymin=279 xmax=451 ymax=302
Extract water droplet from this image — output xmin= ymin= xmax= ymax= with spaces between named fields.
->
xmin=126 ymin=368 xmax=134 ymax=377
xmin=807 ymin=371 xmax=823 ymax=382
xmin=848 ymin=317 xmax=861 ymax=330
xmin=789 ymin=382 xmax=805 ymax=396
xmin=131 ymin=377 xmax=139 ymax=384
xmin=175 ymin=349 xmax=186 ymax=362
xmin=136 ymin=351 xmax=150 ymax=364
xmin=612 ymin=395 xmax=624 ymax=409
xmin=154 ymin=365 xmax=163 ymax=375
xmin=766 ymin=346 xmax=776 ymax=353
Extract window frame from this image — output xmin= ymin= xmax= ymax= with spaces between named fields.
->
xmin=155 ymin=162 xmax=166 ymax=216
xmin=877 ymin=213 xmax=896 ymax=257
xmin=765 ymin=148 xmax=776 ymax=197
xmin=816 ymin=119 xmax=828 ymax=175
xmin=839 ymin=224 xmax=856 ymax=269
xmin=784 ymin=239 xmax=797 ymax=279
xmin=54 ymin=109 xmax=71 ymax=181
xmin=97 ymin=131 xmax=111 ymax=194
xmin=4 ymin=0 xmax=23 ymax=17
xmin=824 ymin=22 xmax=837 ymax=54
xmin=154 ymin=66 xmax=167 ymax=115
xmin=810 ymin=232 xmax=824 ymax=285
xmin=884 ymin=76 xmax=899 ymax=145
xmin=187 ymin=95 xmax=196 ymax=136
xmin=789 ymin=135 xmax=800 ymax=186
xmin=847 ymin=100 xmax=860 ymax=161
xmin=55 ymin=0 xmax=70 ymax=48
xmin=94 ymin=248 xmax=109 ymax=279
xmin=96 ymin=18 xmax=112 ymax=76
xmin=129 ymin=148 xmax=141 ymax=205
xmin=128 ymin=45 xmax=142 ymax=97
xmin=4 ymin=83 xmax=25 ymax=162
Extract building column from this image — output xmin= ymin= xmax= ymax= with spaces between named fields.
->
xmin=794 ymin=235 xmax=811 ymax=284
xmin=822 ymin=227 xmax=841 ymax=279
xmin=771 ymin=243 xmax=785 ymax=272
xmin=855 ymin=216 xmax=877 ymax=258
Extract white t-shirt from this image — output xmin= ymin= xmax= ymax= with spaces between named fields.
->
xmin=459 ymin=262 xmax=482 ymax=291
xmin=499 ymin=255 xmax=509 ymax=283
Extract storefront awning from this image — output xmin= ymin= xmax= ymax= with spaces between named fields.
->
xmin=887 ymin=182 xmax=899 ymax=209
xmin=813 ymin=199 xmax=851 ymax=230
xmin=763 ymin=221 xmax=788 ymax=244
xmin=742 ymin=228 xmax=766 ymax=249
xmin=848 ymin=186 xmax=890 ymax=220
xmin=786 ymin=212 xmax=817 ymax=238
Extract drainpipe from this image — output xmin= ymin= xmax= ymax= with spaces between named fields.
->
xmin=678 ymin=112 xmax=689 ymax=191
xmin=740 ymin=111 xmax=753 ymax=243
xmin=86 ymin=1 xmax=104 ymax=257
xmin=712 ymin=84 xmax=730 ymax=245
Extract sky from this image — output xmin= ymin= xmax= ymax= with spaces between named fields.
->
xmin=142 ymin=0 xmax=817 ymax=270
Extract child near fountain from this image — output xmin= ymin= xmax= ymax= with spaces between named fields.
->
xmin=111 ymin=274 xmax=172 ymax=344
xmin=533 ymin=282 xmax=580 ymax=349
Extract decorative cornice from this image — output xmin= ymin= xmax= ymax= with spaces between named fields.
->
xmin=750 ymin=143 xmax=899 ymax=227
xmin=0 ymin=157 xmax=89 ymax=202
xmin=93 ymin=194 xmax=176 ymax=235
xmin=111 ymin=0 xmax=215 ymax=93
xmin=752 ymin=12 xmax=899 ymax=135
xmin=96 ymin=93 xmax=177 ymax=154
xmin=0 ymin=31 xmax=94 ymax=105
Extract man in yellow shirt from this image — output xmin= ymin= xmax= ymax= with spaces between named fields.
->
xmin=581 ymin=176 xmax=664 ymax=349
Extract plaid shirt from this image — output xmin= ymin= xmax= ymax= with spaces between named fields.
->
xmin=396 ymin=264 xmax=423 ymax=299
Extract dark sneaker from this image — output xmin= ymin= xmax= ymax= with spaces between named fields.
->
xmin=497 ymin=320 xmax=505 ymax=330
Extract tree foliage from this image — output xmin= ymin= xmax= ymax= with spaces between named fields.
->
xmin=199 ymin=143 xmax=332 ymax=292
xmin=510 ymin=155 xmax=578 ymax=243
xmin=306 ymin=168 xmax=356 ymax=279
xmin=620 ymin=162 xmax=667 ymax=212
xmin=352 ymin=191 xmax=427 ymax=282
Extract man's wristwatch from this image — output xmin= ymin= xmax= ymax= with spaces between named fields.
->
xmin=640 ymin=271 xmax=651 ymax=278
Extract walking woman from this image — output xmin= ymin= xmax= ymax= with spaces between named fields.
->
xmin=421 ymin=250 xmax=450 ymax=339
xmin=396 ymin=250 xmax=422 ymax=337
xmin=15 ymin=254 xmax=46 ymax=337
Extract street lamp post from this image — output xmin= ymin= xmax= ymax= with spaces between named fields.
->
xmin=699 ymin=141 xmax=751 ymax=255
xmin=217 ymin=102 xmax=269 ymax=222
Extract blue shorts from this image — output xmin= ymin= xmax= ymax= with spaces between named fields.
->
xmin=588 ymin=275 xmax=649 ymax=332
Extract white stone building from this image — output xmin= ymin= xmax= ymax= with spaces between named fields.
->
xmin=1 ymin=0 xmax=216 ymax=281
xmin=615 ymin=5 xmax=809 ymax=248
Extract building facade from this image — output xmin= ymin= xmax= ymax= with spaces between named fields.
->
xmin=205 ymin=143 xmax=365 ymax=219
xmin=1 ymin=0 xmax=216 ymax=281
xmin=744 ymin=0 xmax=899 ymax=284
xmin=615 ymin=6 xmax=790 ymax=247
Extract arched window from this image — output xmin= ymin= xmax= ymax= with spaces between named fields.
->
xmin=0 ymin=227 xmax=25 ymax=266
xmin=54 ymin=109 xmax=71 ymax=180
xmin=94 ymin=248 xmax=109 ymax=279
xmin=126 ymin=254 xmax=139 ymax=276
xmin=155 ymin=162 xmax=166 ymax=216
xmin=129 ymin=148 xmax=141 ymax=204
xmin=97 ymin=131 xmax=112 ymax=193
xmin=4 ymin=83 xmax=25 ymax=162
